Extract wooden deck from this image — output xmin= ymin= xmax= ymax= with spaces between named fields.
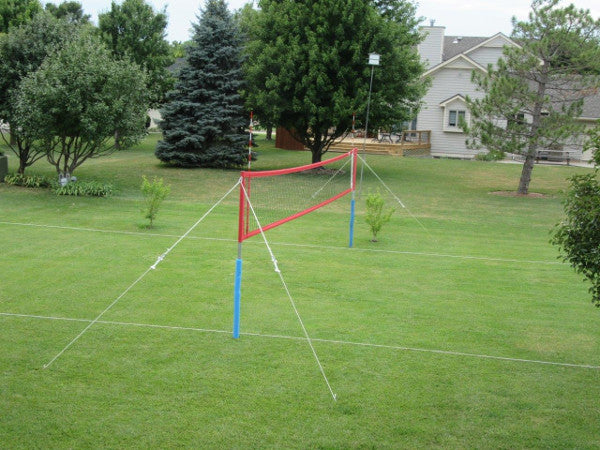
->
xmin=328 ymin=130 xmax=431 ymax=157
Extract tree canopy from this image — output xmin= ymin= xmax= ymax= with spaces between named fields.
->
xmin=0 ymin=0 xmax=42 ymax=33
xmin=14 ymin=32 xmax=148 ymax=178
xmin=465 ymin=0 xmax=600 ymax=194
xmin=552 ymin=171 xmax=600 ymax=307
xmin=243 ymin=0 xmax=426 ymax=163
xmin=44 ymin=1 xmax=90 ymax=25
xmin=0 ymin=11 xmax=78 ymax=173
xmin=155 ymin=0 xmax=248 ymax=168
xmin=98 ymin=0 xmax=173 ymax=106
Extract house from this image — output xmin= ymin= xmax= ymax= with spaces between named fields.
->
xmin=416 ymin=24 xmax=600 ymax=160
xmin=415 ymin=25 xmax=520 ymax=158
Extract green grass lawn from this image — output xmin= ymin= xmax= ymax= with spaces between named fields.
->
xmin=1 ymin=134 xmax=599 ymax=448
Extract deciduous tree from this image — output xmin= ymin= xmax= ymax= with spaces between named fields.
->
xmin=243 ymin=0 xmax=426 ymax=163
xmin=99 ymin=0 xmax=172 ymax=106
xmin=14 ymin=33 xmax=148 ymax=179
xmin=0 ymin=12 xmax=76 ymax=173
xmin=44 ymin=1 xmax=90 ymax=25
xmin=552 ymin=171 xmax=600 ymax=307
xmin=0 ymin=0 xmax=42 ymax=33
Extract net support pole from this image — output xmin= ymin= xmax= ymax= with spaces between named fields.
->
xmin=233 ymin=175 xmax=247 ymax=339
xmin=349 ymin=147 xmax=357 ymax=248
xmin=349 ymin=193 xmax=356 ymax=248
xmin=233 ymin=246 xmax=242 ymax=339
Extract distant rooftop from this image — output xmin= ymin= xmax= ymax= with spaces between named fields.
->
xmin=442 ymin=36 xmax=488 ymax=61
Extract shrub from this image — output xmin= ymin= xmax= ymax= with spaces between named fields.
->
xmin=52 ymin=180 xmax=114 ymax=197
xmin=475 ymin=150 xmax=505 ymax=161
xmin=365 ymin=189 xmax=394 ymax=242
xmin=4 ymin=173 xmax=52 ymax=188
xmin=551 ymin=172 xmax=600 ymax=307
xmin=141 ymin=175 xmax=170 ymax=228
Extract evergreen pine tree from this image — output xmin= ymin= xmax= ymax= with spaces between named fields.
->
xmin=155 ymin=0 xmax=247 ymax=168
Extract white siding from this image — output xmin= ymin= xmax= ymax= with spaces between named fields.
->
xmin=467 ymin=46 xmax=505 ymax=69
xmin=417 ymin=68 xmax=486 ymax=158
xmin=418 ymin=26 xmax=445 ymax=69
xmin=443 ymin=56 xmax=482 ymax=71
xmin=148 ymin=109 xmax=162 ymax=129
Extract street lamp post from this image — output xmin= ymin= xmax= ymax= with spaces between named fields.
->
xmin=359 ymin=52 xmax=380 ymax=192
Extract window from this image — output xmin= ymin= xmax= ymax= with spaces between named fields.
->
xmin=400 ymin=118 xmax=417 ymax=131
xmin=440 ymin=98 xmax=469 ymax=132
xmin=448 ymin=110 xmax=466 ymax=127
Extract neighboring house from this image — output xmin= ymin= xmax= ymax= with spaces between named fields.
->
xmin=416 ymin=24 xmax=600 ymax=160
xmin=416 ymin=25 xmax=520 ymax=158
xmin=147 ymin=57 xmax=187 ymax=130
xmin=579 ymin=92 xmax=600 ymax=161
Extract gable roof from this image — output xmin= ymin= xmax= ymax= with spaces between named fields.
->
xmin=439 ymin=94 xmax=467 ymax=107
xmin=423 ymin=32 xmax=521 ymax=78
xmin=443 ymin=36 xmax=487 ymax=61
xmin=443 ymin=33 xmax=519 ymax=62
xmin=423 ymin=53 xmax=488 ymax=77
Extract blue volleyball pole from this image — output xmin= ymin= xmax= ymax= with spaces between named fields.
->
xmin=233 ymin=246 xmax=242 ymax=339
xmin=349 ymin=148 xmax=357 ymax=248
xmin=233 ymin=174 xmax=246 ymax=339
xmin=349 ymin=193 xmax=356 ymax=248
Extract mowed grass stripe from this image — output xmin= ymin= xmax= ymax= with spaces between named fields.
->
xmin=0 ymin=220 xmax=562 ymax=265
xmin=2 ymin=312 xmax=599 ymax=370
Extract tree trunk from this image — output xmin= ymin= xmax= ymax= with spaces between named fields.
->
xmin=311 ymin=148 xmax=322 ymax=163
xmin=517 ymin=67 xmax=547 ymax=196
xmin=266 ymin=125 xmax=273 ymax=140
xmin=309 ymin=131 xmax=327 ymax=163
xmin=518 ymin=153 xmax=536 ymax=195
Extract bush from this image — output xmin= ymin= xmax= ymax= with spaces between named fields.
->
xmin=552 ymin=172 xmax=600 ymax=307
xmin=475 ymin=150 xmax=505 ymax=161
xmin=52 ymin=180 xmax=114 ymax=197
xmin=4 ymin=173 xmax=52 ymax=188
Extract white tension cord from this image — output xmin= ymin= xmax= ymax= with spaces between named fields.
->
xmin=240 ymin=182 xmax=338 ymax=401
xmin=43 ymin=181 xmax=240 ymax=369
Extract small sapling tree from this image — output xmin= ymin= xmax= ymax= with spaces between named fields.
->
xmin=141 ymin=175 xmax=170 ymax=228
xmin=365 ymin=189 xmax=394 ymax=242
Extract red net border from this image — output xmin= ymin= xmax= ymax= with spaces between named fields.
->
xmin=238 ymin=148 xmax=358 ymax=242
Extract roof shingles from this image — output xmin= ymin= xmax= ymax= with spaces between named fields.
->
xmin=442 ymin=36 xmax=487 ymax=61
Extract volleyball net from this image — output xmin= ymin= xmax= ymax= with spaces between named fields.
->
xmin=238 ymin=149 xmax=358 ymax=242
xmin=233 ymin=148 xmax=358 ymax=338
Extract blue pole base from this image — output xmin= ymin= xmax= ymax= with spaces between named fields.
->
xmin=233 ymin=258 xmax=242 ymax=338
xmin=349 ymin=198 xmax=356 ymax=248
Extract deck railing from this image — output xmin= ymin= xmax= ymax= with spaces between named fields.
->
xmin=373 ymin=130 xmax=431 ymax=148
xmin=329 ymin=130 xmax=431 ymax=156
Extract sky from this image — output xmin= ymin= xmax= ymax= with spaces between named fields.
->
xmin=45 ymin=0 xmax=600 ymax=43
